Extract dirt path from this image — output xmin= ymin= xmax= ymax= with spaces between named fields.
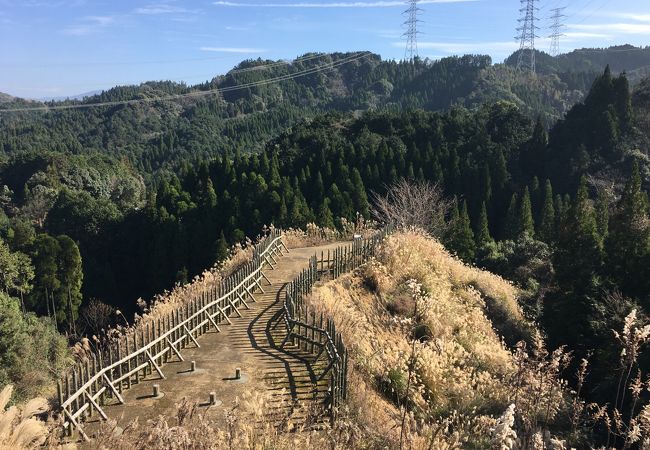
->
xmin=81 ymin=241 xmax=346 ymax=440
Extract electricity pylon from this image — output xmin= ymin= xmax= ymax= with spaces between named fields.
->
xmin=516 ymin=0 xmax=540 ymax=73
xmin=549 ymin=7 xmax=567 ymax=57
xmin=403 ymin=0 xmax=423 ymax=61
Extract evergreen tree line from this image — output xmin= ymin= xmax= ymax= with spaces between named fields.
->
xmin=3 ymin=46 xmax=638 ymax=178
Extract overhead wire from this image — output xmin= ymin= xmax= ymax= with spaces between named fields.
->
xmin=6 ymin=50 xmax=328 ymax=69
xmin=0 ymin=52 xmax=372 ymax=114
xmin=537 ymin=0 xmax=642 ymax=56
xmin=7 ymin=53 xmax=341 ymax=94
xmin=570 ymin=0 xmax=610 ymax=25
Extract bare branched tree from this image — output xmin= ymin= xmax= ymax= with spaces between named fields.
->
xmin=78 ymin=298 xmax=116 ymax=336
xmin=371 ymin=179 xmax=452 ymax=238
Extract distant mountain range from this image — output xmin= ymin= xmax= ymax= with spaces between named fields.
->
xmin=0 ymin=92 xmax=14 ymax=103
xmin=38 ymin=90 xmax=104 ymax=102
xmin=506 ymin=44 xmax=650 ymax=83
xmin=1 ymin=44 xmax=649 ymax=173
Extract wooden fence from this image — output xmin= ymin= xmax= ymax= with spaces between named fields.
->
xmin=57 ymin=229 xmax=286 ymax=441
xmin=276 ymin=226 xmax=393 ymax=422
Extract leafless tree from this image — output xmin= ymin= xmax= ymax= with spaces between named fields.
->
xmin=78 ymin=298 xmax=116 ymax=336
xmin=371 ymin=179 xmax=452 ymax=238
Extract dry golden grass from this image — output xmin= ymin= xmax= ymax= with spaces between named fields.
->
xmin=0 ymin=385 xmax=50 ymax=450
xmin=89 ymin=389 xmax=376 ymax=450
xmin=283 ymin=219 xmax=378 ymax=249
xmin=309 ymin=231 xmax=521 ymax=413
xmin=303 ymin=230 xmax=564 ymax=447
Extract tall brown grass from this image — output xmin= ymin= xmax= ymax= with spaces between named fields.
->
xmin=0 ymin=385 xmax=49 ymax=450
xmin=303 ymin=230 xmax=583 ymax=448
xmin=282 ymin=218 xmax=378 ymax=249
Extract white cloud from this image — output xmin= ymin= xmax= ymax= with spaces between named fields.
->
xmin=62 ymin=15 xmax=115 ymax=35
xmin=214 ymin=0 xmax=476 ymax=8
xmin=563 ymin=31 xmax=613 ymax=40
xmin=200 ymin=46 xmax=267 ymax=53
xmin=0 ymin=0 xmax=86 ymax=6
xmin=569 ymin=22 xmax=650 ymax=35
xmin=615 ymin=13 xmax=650 ymax=23
xmin=397 ymin=40 xmax=518 ymax=54
xmin=134 ymin=3 xmax=197 ymax=15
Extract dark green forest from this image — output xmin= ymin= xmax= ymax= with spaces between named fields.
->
xmin=1 ymin=47 xmax=650 ymax=414
xmin=2 ymin=46 xmax=648 ymax=175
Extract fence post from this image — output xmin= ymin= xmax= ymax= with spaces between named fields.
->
xmin=125 ymin=335 xmax=132 ymax=388
xmin=134 ymin=332 xmax=141 ymax=384
xmin=84 ymin=361 xmax=92 ymax=417
xmin=98 ymin=351 xmax=105 ymax=405
xmin=72 ymin=366 xmax=79 ymax=413
xmin=57 ymin=379 xmax=63 ymax=408
xmin=116 ymin=339 xmax=123 ymax=394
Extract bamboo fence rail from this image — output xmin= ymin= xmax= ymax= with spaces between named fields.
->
xmin=277 ymin=226 xmax=393 ymax=422
xmin=57 ymin=229 xmax=286 ymax=441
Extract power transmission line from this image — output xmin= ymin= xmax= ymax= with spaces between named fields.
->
xmin=402 ymin=0 xmax=423 ymax=61
xmin=7 ymin=53 xmax=343 ymax=96
xmin=548 ymin=6 xmax=566 ymax=56
xmin=571 ymin=0 xmax=610 ymax=25
xmin=0 ymin=52 xmax=371 ymax=114
xmin=516 ymin=0 xmax=540 ymax=73
xmin=6 ymin=54 xmax=336 ymax=90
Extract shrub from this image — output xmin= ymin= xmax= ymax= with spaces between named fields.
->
xmin=0 ymin=293 xmax=71 ymax=403
xmin=385 ymin=292 xmax=415 ymax=317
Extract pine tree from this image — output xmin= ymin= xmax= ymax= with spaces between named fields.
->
xmin=595 ymin=189 xmax=609 ymax=240
xmin=538 ymin=179 xmax=556 ymax=243
xmin=351 ymin=168 xmax=370 ymax=217
xmin=56 ymin=235 xmax=83 ymax=328
xmin=289 ymin=196 xmax=305 ymax=228
xmin=518 ymin=186 xmax=535 ymax=237
xmin=492 ymin=148 xmax=508 ymax=192
xmin=29 ymin=235 xmax=61 ymax=320
xmin=269 ymin=153 xmax=281 ymax=190
xmin=521 ymin=117 xmax=548 ymax=175
xmin=554 ymin=176 xmax=603 ymax=294
xmin=530 ymin=176 xmax=541 ymax=214
xmin=475 ymin=201 xmax=493 ymax=247
xmin=203 ymin=178 xmax=217 ymax=208
xmin=215 ymin=231 xmax=229 ymax=262
xmin=503 ymin=192 xmax=519 ymax=240
xmin=480 ymin=163 xmax=492 ymax=203
xmin=278 ymin=196 xmax=288 ymax=227
xmin=446 ymin=200 xmax=476 ymax=262
xmin=605 ymin=161 xmax=650 ymax=297
xmin=432 ymin=155 xmax=444 ymax=184
xmin=317 ymin=198 xmax=335 ymax=229
xmin=448 ymin=147 xmax=461 ymax=193
xmin=315 ymin=171 xmax=325 ymax=202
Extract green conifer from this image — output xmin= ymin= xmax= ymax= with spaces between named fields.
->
xmin=518 ymin=186 xmax=535 ymax=237
xmin=475 ymin=202 xmax=493 ymax=247
xmin=538 ymin=179 xmax=556 ymax=243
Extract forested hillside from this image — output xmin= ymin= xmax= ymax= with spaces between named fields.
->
xmin=508 ymin=44 xmax=650 ymax=78
xmin=1 ymin=64 xmax=648 ymax=314
xmin=1 ymin=38 xmax=650 ymax=417
xmin=2 ymin=47 xmax=645 ymax=176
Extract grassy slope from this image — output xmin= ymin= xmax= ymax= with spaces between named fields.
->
xmin=307 ymin=231 xmax=537 ymax=448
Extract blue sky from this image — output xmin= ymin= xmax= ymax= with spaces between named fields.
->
xmin=0 ymin=0 xmax=649 ymax=98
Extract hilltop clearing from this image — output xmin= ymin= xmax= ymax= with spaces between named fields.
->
xmin=302 ymin=230 xmax=545 ymax=448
